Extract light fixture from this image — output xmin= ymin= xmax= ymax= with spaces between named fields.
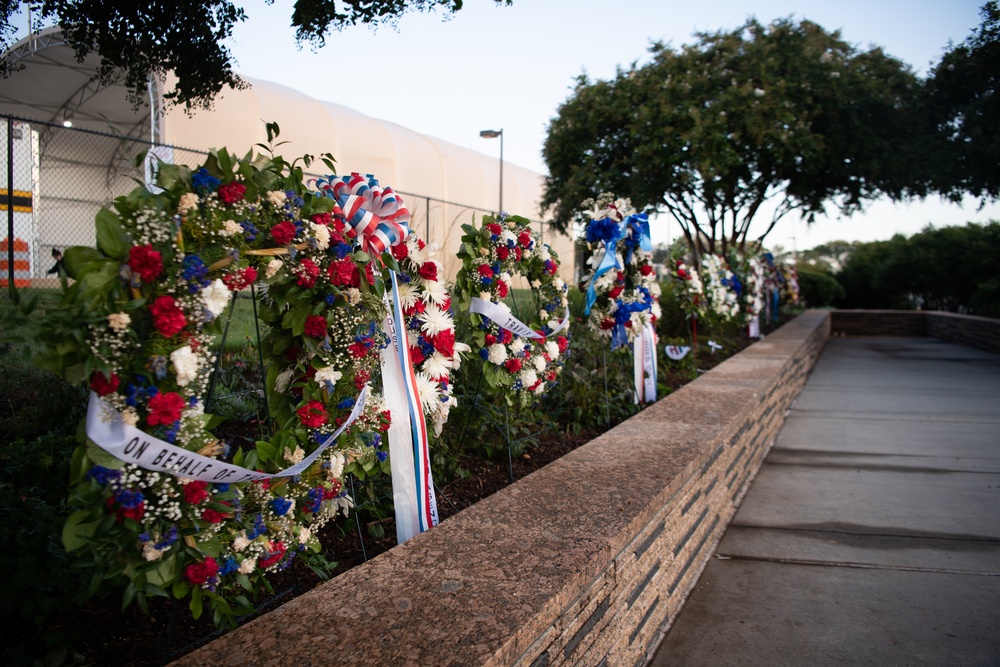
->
xmin=479 ymin=128 xmax=503 ymax=215
xmin=62 ymin=118 xmax=72 ymax=128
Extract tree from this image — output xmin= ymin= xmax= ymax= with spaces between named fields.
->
xmin=926 ymin=1 xmax=1000 ymax=202
xmin=542 ymin=18 xmax=927 ymax=259
xmin=0 ymin=0 xmax=509 ymax=110
xmin=835 ymin=222 xmax=1000 ymax=314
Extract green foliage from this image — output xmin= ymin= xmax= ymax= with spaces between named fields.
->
xmin=926 ymin=1 xmax=1000 ymax=202
xmin=835 ymin=222 xmax=1000 ymax=315
xmin=796 ymin=265 xmax=845 ymax=307
xmin=543 ymin=17 xmax=926 ymax=254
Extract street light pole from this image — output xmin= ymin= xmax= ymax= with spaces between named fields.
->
xmin=479 ymin=128 xmax=503 ymax=215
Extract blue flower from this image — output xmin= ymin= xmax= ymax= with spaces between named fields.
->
xmin=182 ymin=255 xmax=210 ymax=292
xmin=333 ymin=242 xmax=352 ymax=259
xmin=152 ymin=526 xmax=179 ymax=550
xmin=214 ymin=483 xmax=230 ymax=492
xmin=376 ymin=450 xmax=388 ymax=463
xmin=218 ymin=557 xmax=239 ymax=576
xmin=479 ymin=348 xmax=489 ymax=360
xmin=116 ymin=488 xmax=144 ymax=509
xmin=337 ymin=397 xmax=356 ymax=410
xmin=249 ymin=514 xmax=267 ymax=539
xmin=270 ymin=497 xmax=293 ymax=517
xmin=240 ymin=220 xmax=258 ymax=241
xmin=89 ymin=465 xmax=121 ymax=485
xmin=192 ymin=168 xmax=220 ymax=195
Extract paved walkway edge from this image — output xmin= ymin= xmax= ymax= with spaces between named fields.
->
xmin=172 ymin=312 xmax=830 ymax=667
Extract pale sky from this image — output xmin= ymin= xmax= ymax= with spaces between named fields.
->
xmin=15 ymin=0 xmax=998 ymax=251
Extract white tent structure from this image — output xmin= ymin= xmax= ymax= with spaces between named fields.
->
xmin=0 ymin=27 xmax=573 ymax=281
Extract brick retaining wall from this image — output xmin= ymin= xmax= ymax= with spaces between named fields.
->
xmin=172 ymin=311 xmax=830 ymax=667
xmin=832 ymin=309 xmax=1000 ymax=354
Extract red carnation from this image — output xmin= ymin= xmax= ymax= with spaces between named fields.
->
xmin=183 ymin=481 xmax=210 ymax=505
xmin=496 ymin=246 xmax=510 ymax=260
xmin=409 ymin=345 xmax=425 ymax=365
xmin=477 ymin=264 xmax=493 ymax=278
xmin=296 ymin=258 xmax=321 ymax=288
xmin=518 ymin=231 xmax=532 ymax=248
xmin=392 ymin=241 xmax=409 ymax=261
xmin=427 ymin=330 xmax=455 ymax=357
xmin=677 ymin=268 xmax=690 ymax=280
xmin=640 ymin=264 xmax=655 ymax=276
xmin=128 ymin=244 xmax=163 ymax=283
xmin=107 ymin=496 xmax=146 ymax=523
xmin=297 ymin=400 xmax=328 ymax=428
xmin=600 ymin=317 xmax=615 ymax=330
xmin=271 ymin=220 xmax=297 ymax=246
xmin=90 ymin=371 xmax=120 ymax=397
xmin=328 ymin=258 xmax=360 ymax=287
xmin=150 ymin=295 xmax=186 ymax=337
xmin=379 ymin=410 xmax=392 ymax=431
xmin=364 ymin=262 xmax=376 ymax=286
xmin=147 ymin=391 xmax=185 ymax=426
xmin=222 ymin=266 xmax=257 ymax=291
xmin=311 ymin=212 xmax=332 ymax=226
xmin=354 ymin=369 xmax=371 ymax=391
xmin=304 ymin=315 xmax=327 ymax=338
xmin=202 ymin=508 xmax=228 ymax=524
xmin=496 ymin=281 xmax=509 ymax=298
xmin=184 ymin=557 xmax=220 ymax=585
xmin=504 ymin=358 xmax=522 ymax=373
xmin=485 ymin=334 xmax=496 ymax=345
xmin=557 ymin=336 xmax=569 ymax=353
xmin=501 ymin=329 xmax=514 ymax=345
xmin=608 ymin=286 xmax=624 ymax=299
xmin=217 ymin=182 xmax=246 ymax=205
xmin=259 ymin=541 xmax=287 ymax=569
xmin=348 ymin=342 xmax=367 ymax=359
xmin=486 ymin=223 xmax=502 ymax=236
xmin=514 ymin=246 xmax=523 ymax=261
xmin=418 ymin=262 xmax=438 ymax=281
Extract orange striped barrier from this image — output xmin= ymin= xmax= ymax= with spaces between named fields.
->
xmin=0 ymin=237 xmax=31 ymax=287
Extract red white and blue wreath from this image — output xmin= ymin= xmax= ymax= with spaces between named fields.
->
xmin=454 ymin=213 xmax=570 ymax=404
xmin=579 ymin=194 xmax=660 ymax=403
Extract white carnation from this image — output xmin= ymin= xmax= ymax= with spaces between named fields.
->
xmin=265 ymin=258 xmax=284 ymax=279
xmin=202 ymin=279 xmax=230 ymax=317
xmin=239 ymin=559 xmax=256 ymax=574
xmin=266 ymin=190 xmax=287 ymax=207
xmin=545 ymin=340 xmax=560 ymax=358
xmin=519 ymin=368 xmax=538 ymax=388
xmin=170 ymin=345 xmax=200 ymax=386
xmin=487 ymin=343 xmax=508 ymax=365
xmin=221 ymin=219 xmax=243 ymax=237
xmin=311 ymin=222 xmax=330 ymax=250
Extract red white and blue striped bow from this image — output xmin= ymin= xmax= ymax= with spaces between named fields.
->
xmin=313 ymin=172 xmax=410 ymax=256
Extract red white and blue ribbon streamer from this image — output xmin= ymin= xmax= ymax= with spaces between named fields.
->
xmin=313 ymin=172 xmax=410 ymax=257
xmin=382 ymin=272 xmax=438 ymax=542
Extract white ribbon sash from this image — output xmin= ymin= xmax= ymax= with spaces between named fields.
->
xmin=85 ymin=387 xmax=367 ymax=483
xmin=633 ymin=323 xmax=658 ymax=404
xmin=469 ymin=297 xmax=541 ymax=339
xmin=382 ymin=273 xmax=438 ymax=544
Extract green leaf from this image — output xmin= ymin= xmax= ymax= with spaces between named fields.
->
xmin=62 ymin=509 xmax=100 ymax=552
xmin=95 ymin=208 xmax=132 ymax=261
xmin=190 ymin=586 xmax=204 ymax=619
xmin=77 ymin=260 xmax=121 ymax=301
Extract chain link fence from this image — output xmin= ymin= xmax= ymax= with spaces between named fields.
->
xmin=1 ymin=113 xmax=496 ymax=294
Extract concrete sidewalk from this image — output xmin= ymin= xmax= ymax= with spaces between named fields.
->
xmin=651 ymin=337 xmax=1000 ymax=666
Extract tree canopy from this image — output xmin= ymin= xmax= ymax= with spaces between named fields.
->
xmin=926 ymin=1 xmax=1000 ymax=202
xmin=542 ymin=18 xmax=928 ymax=257
xmin=835 ymin=222 xmax=1000 ymax=315
xmin=0 ymin=0 xmax=509 ymax=110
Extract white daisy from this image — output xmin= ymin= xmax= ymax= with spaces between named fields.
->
xmin=422 ymin=278 xmax=449 ymax=305
xmin=396 ymin=281 xmax=419 ymax=310
xmin=415 ymin=372 xmax=441 ymax=412
xmin=422 ymin=352 xmax=451 ymax=378
xmin=418 ymin=304 xmax=453 ymax=336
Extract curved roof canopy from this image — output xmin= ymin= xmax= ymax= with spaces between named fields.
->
xmin=0 ymin=27 xmax=157 ymax=141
